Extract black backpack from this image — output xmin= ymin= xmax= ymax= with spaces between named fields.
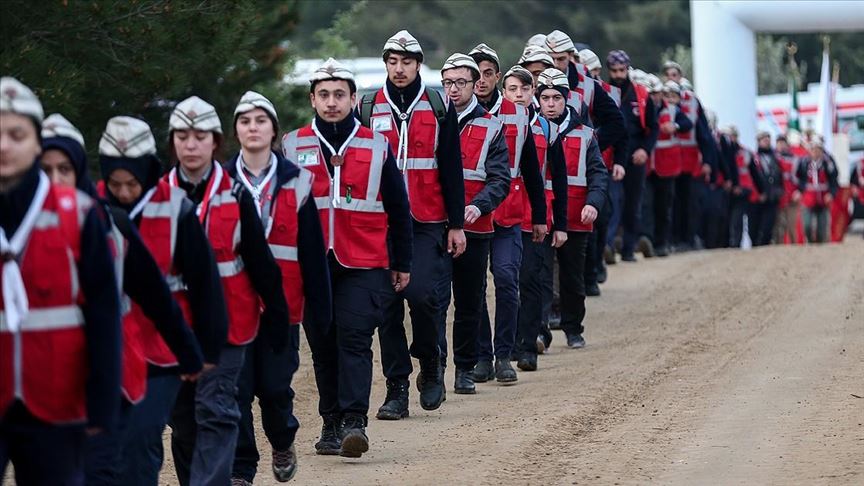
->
xmin=359 ymin=86 xmax=447 ymax=128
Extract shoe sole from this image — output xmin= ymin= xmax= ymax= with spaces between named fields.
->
xmin=516 ymin=362 xmax=537 ymax=372
xmin=315 ymin=446 xmax=341 ymax=456
xmin=471 ymin=374 xmax=493 ymax=383
xmin=375 ymin=409 xmax=409 ymax=420
xmin=273 ymin=465 xmax=297 ymax=483
xmin=453 ymin=389 xmax=476 ymax=395
xmin=496 ymin=377 xmax=518 ymax=385
xmin=567 ymin=343 xmax=586 ymax=349
xmin=340 ymin=433 xmax=369 ymax=458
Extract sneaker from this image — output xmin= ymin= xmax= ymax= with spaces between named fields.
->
xmin=339 ymin=414 xmax=369 ymax=458
xmin=315 ymin=414 xmax=342 ymax=455
xmin=417 ymin=358 xmax=446 ymax=410
xmin=454 ymin=369 xmax=476 ymax=394
xmin=375 ymin=379 xmax=409 ymax=420
xmin=566 ymin=333 xmax=586 ymax=349
xmin=471 ymin=360 xmax=495 ymax=383
xmin=272 ymin=444 xmax=298 ymax=482
xmin=603 ymin=245 xmax=617 ymax=265
xmin=494 ymin=359 xmax=518 ymax=384
xmin=638 ymin=236 xmax=655 ymax=258
xmin=231 ymin=479 xmax=252 ymax=486
xmin=586 ymin=282 xmax=601 ymax=297
xmin=517 ymin=353 xmax=537 ymax=371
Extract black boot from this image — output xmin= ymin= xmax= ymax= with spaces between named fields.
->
xmin=517 ymin=353 xmax=538 ymax=371
xmin=494 ymin=359 xmax=518 ymax=384
xmin=586 ymin=282 xmax=601 ymax=296
xmin=417 ymin=358 xmax=446 ymax=410
xmin=339 ymin=413 xmax=369 ymax=458
xmin=454 ymin=369 xmax=476 ymax=394
xmin=471 ymin=360 xmax=494 ymax=383
xmin=314 ymin=414 xmax=342 ymax=455
xmin=375 ymin=379 xmax=409 ymax=420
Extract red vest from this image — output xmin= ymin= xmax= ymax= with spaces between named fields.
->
xmin=461 ymin=111 xmax=504 ymax=234
xmin=599 ymin=81 xmax=622 ymax=170
xmin=652 ymin=105 xmax=683 ymax=178
xmin=522 ymin=116 xmax=560 ymax=232
xmin=566 ymin=90 xmax=585 ymax=113
xmin=167 ymin=164 xmax=264 ymax=343
xmin=802 ymin=157 xmax=831 ymax=208
xmin=132 ymin=181 xmax=195 ymax=367
xmin=489 ymin=97 xmax=530 ymax=227
xmin=777 ymin=153 xmax=797 ymax=208
xmin=679 ymin=92 xmax=701 ymax=176
xmin=1 ymin=185 xmax=91 ymax=424
xmin=368 ymin=88 xmax=446 ymax=223
xmin=560 ymin=123 xmax=596 ymax=232
xmin=573 ymin=71 xmax=595 ymax=111
xmin=634 ymin=83 xmax=649 ymax=133
xmin=735 ymin=149 xmax=759 ymax=203
xmin=283 ymin=125 xmax=389 ymax=270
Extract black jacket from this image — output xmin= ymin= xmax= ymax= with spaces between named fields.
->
xmin=795 ymin=155 xmax=840 ymax=197
xmin=753 ymin=149 xmax=785 ymax=203
xmin=567 ymin=63 xmax=627 ymax=165
xmin=615 ymin=78 xmax=659 ymax=161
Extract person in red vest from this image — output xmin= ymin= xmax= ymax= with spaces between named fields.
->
xmin=579 ymin=49 xmax=603 ymax=79
xmin=38 ymin=113 xmax=204 ymax=485
xmin=283 ymin=58 xmax=411 ymax=458
xmin=163 ymin=96 xmax=294 ymax=484
xmin=434 ymin=53 xmax=510 ymax=394
xmin=98 ymin=115 xmax=228 ymax=484
xmin=794 ymin=137 xmax=839 ymax=243
xmin=773 ymin=135 xmax=801 ymax=244
xmin=850 ymin=156 xmax=864 ymax=239
xmin=518 ymin=68 xmax=608 ymax=370
xmin=356 ymin=31 xmax=463 ymax=420
xmin=0 ymin=76 xmax=121 ymax=486
xmin=468 ymin=44 xmax=546 ymax=385
xmin=648 ymin=81 xmax=693 ymax=256
xmin=725 ymin=125 xmax=760 ymax=248
xmin=502 ymin=66 xmax=569 ymax=365
xmin=222 ymin=91 xmax=330 ymax=480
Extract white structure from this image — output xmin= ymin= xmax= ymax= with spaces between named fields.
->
xmin=690 ymin=0 xmax=864 ymax=148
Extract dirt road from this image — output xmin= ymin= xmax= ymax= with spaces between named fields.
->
xmin=161 ymin=240 xmax=863 ymax=485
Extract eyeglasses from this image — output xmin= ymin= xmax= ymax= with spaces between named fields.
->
xmin=442 ymin=79 xmax=472 ymax=89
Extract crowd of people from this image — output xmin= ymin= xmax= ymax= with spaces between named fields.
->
xmin=1 ymin=27 xmax=858 ymax=486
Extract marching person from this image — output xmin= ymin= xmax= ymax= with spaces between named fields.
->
xmin=98 ymin=115 xmax=228 ymax=484
xmin=502 ymin=66 xmax=569 ymax=364
xmin=39 ymin=114 xmax=204 ymax=486
xmin=163 ymin=96 xmax=294 ymax=485
xmin=794 ymin=137 xmax=839 ymax=243
xmin=225 ymin=91 xmax=331 ymax=482
xmin=749 ymin=132 xmax=784 ymax=246
xmin=605 ymin=51 xmax=659 ymax=262
xmin=773 ymin=135 xmax=801 ymax=244
xmin=518 ymin=68 xmax=607 ymax=370
xmin=1 ymin=77 xmax=121 ymax=486
xmin=726 ymin=126 xmax=759 ymax=248
xmin=435 ymin=53 xmax=510 ymax=394
xmin=283 ymin=58 xmax=411 ymax=457
xmin=356 ymin=30 xmax=464 ymax=420
xmin=469 ymin=45 xmax=546 ymax=384
xmin=519 ymin=45 xmax=556 ymax=86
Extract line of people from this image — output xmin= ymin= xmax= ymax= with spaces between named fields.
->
xmin=1 ymin=27 xmax=843 ymax=486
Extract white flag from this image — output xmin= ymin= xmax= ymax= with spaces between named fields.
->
xmin=815 ymin=46 xmax=834 ymax=154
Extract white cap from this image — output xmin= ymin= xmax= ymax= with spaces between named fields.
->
xmin=662 ymin=80 xmax=681 ymax=94
xmin=647 ymin=74 xmax=663 ymax=93
xmin=310 ymin=57 xmax=355 ymax=84
xmin=519 ymin=45 xmax=554 ymax=67
xmin=679 ymin=77 xmax=693 ymax=92
xmin=441 ymin=53 xmax=480 ymax=76
xmin=545 ymin=30 xmax=575 ymax=53
xmin=0 ymin=76 xmax=43 ymax=123
xmin=42 ymin=114 xmax=85 ymax=148
xmin=468 ymin=43 xmax=500 ymax=69
xmin=809 ymin=134 xmax=824 ymax=148
xmin=383 ymin=30 xmax=423 ymax=58
xmin=662 ymin=60 xmax=683 ymax=73
xmin=234 ymin=90 xmax=278 ymax=122
xmin=99 ymin=116 xmax=157 ymax=158
xmin=536 ymin=68 xmax=569 ymax=90
xmin=526 ymin=34 xmax=547 ymax=48
xmin=170 ymin=96 xmax=222 ymax=134
xmin=503 ymin=65 xmax=533 ymax=81
xmin=579 ymin=49 xmax=601 ymax=71
xmin=629 ymin=68 xmax=648 ymax=86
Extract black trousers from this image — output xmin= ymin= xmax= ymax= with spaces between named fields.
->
xmin=701 ymin=185 xmax=730 ymax=249
xmin=748 ymin=201 xmax=778 ymax=246
xmin=558 ymin=232 xmax=589 ymax=337
xmin=728 ymin=193 xmax=749 ymax=247
xmin=516 ymin=233 xmax=555 ymax=355
xmin=649 ymin=173 xmax=676 ymax=248
xmin=312 ymin=260 xmax=389 ymax=418
xmin=621 ymin=163 xmax=647 ymax=257
xmin=673 ymin=173 xmax=694 ymax=245
xmin=585 ymin=190 xmax=613 ymax=286
xmin=448 ymin=236 xmax=491 ymax=371
xmin=379 ymin=222 xmax=447 ymax=380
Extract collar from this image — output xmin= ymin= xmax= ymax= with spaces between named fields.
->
xmin=457 ymin=95 xmax=479 ymax=123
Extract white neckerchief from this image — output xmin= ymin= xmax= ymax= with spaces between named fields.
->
xmin=488 ymin=91 xmax=504 ymax=116
xmin=457 ymin=95 xmax=479 ymax=124
xmin=559 ymin=107 xmax=572 ymax=135
xmin=1 ymin=171 xmax=50 ymax=333
xmin=383 ymin=79 xmax=426 ymax=171
xmin=235 ymin=152 xmax=278 ymax=217
xmin=530 ymin=112 xmax=540 ymax=127
xmin=128 ymin=186 xmax=158 ymax=220
xmin=168 ymin=162 xmax=222 ymax=220
xmin=311 ymin=118 xmax=360 ymax=208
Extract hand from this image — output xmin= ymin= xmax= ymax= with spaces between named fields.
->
xmin=701 ymin=164 xmax=712 ymax=177
xmin=723 ymin=180 xmax=733 ymax=191
xmin=792 ymin=190 xmax=802 ymax=203
xmin=180 ymin=372 xmax=201 ymax=382
xmin=85 ymin=427 xmax=104 ymax=437
xmin=759 ymin=194 xmax=767 ymax=203
xmin=733 ymin=186 xmax=742 ymax=196
xmin=464 ymin=205 xmax=482 ymax=225
xmin=612 ymin=164 xmax=625 ymax=181
xmin=531 ymin=224 xmax=548 ymax=243
xmin=447 ymin=228 xmax=467 ymax=258
xmin=823 ymin=193 xmax=833 ymax=205
xmin=661 ymin=122 xmax=676 ymax=135
xmin=551 ymin=231 xmax=568 ymax=248
xmin=632 ymin=149 xmax=648 ymax=165
xmin=391 ymin=271 xmax=410 ymax=292
xmin=581 ymin=205 xmax=598 ymax=225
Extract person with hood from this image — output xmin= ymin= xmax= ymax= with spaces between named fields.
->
xmin=40 ymin=114 xmax=204 ymax=485
xmin=283 ymin=58 xmax=410 ymax=458
xmin=224 ymin=91 xmax=330 ymax=481
xmin=163 ymin=96 xmax=292 ymax=485
xmin=98 ymin=115 xmax=227 ymax=484
xmin=0 ymin=77 xmax=121 ymax=485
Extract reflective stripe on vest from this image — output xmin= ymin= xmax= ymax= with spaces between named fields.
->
xmin=0 ymin=306 xmax=84 ymax=332
xmin=268 ymin=243 xmax=298 ymax=261
xmin=371 ymin=98 xmax=440 ymax=171
xmin=462 ymin=115 xmax=501 ymax=181
xmin=562 ymin=126 xmax=592 ymax=188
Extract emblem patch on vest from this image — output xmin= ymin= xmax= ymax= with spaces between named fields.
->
xmin=372 ymin=116 xmax=392 ymax=133
xmin=297 ymin=150 xmax=319 ymax=167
